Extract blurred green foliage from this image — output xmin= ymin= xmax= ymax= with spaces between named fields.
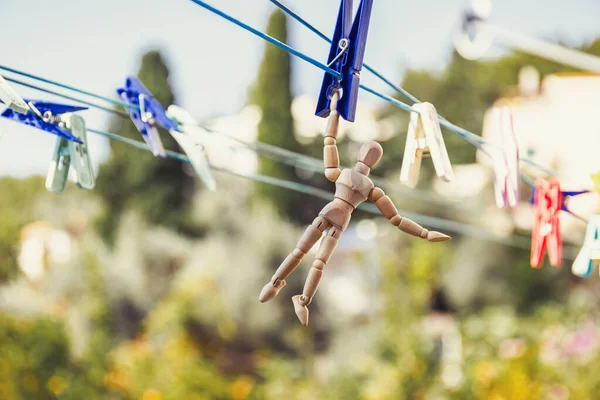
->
xmin=82 ymin=253 xmax=115 ymax=395
xmin=0 ymin=314 xmax=70 ymax=400
xmin=2 ymin=258 xmax=599 ymax=399
xmin=0 ymin=177 xmax=46 ymax=283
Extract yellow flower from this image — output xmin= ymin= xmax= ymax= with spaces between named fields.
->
xmin=47 ymin=376 xmax=67 ymax=396
xmin=163 ymin=333 xmax=202 ymax=361
xmin=474 ymin=361 xmax=495 ymax=386
xmin=142 ymin=388 xmax=164 ymax=400
xmin=230 ymin=376 xmax=254 ymax=400
xmin=104 ymin=368 xmax=129 ymax=392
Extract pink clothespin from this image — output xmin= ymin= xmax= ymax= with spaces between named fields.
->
xmin=487 ymin=106 xmax=519 ymax=208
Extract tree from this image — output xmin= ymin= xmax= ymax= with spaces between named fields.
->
xmin=96 ymin=51 xmax=196 ymax=242
xmin=251 ymin=10 xmax=322 ymax=224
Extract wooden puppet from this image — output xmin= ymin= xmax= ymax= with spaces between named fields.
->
xmin=259 ymin=92 xmax=452 ymax=326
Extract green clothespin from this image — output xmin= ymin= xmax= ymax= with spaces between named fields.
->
xmin=45 ymin=113 xmax=95 ymax=193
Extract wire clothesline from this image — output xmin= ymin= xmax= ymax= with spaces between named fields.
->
xmin=0 ymin=0 xmax=581 ymax=256
xmin=3 ymin=76 xmax=123 ymax=117
xmin=0 ymin=64 xmax=135 ymax=111
xmin=88 ymin=127 xmax=577 ymax=258
xmin=187 ymin=0 xmax=556 ymax=179
xmin=0 ymin=70 xmax=548 ymax=248
xmin=10 ymin=64 xmax=577 ymax=240
xmin=0 ymin=69 xmax=468 ymax=214
xmin=0 ymin=70 xmax=581 ymax=258
xmin=2 ymin=70 xmax=464 ymax=210
xmin=83 ymin=127 xmax=547 ymax=253
xmin=1 ymin=66 xmax=549 ymax=215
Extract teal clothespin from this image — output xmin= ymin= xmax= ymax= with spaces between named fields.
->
xmin=572 ymin=215 xmax=600 ymax=278
xmin=45 ymin=113 xmax=95 ymax=193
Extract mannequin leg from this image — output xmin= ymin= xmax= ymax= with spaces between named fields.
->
xmin=259 ymin=216 xmax=330 ymax=302
xmin=292 ymin=226 xmax=341 ymax=325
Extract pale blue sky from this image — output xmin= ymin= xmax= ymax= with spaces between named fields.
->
xmin=1 ymin=0 xmax=600 ymax=177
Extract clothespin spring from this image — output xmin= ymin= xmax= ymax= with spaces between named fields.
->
xmin=139 ymin=94 xmax=156 ymax=125
xmin=28 ymin=101 xmax=66 ymax=126
xmin=325 ymin=40 xmax=350 ymax=103
xmin=327 ymin=38 xmax=350 ymax=68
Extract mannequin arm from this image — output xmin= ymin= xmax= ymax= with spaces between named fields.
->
xmin=368 ymin=187 xmax=451 ymax=242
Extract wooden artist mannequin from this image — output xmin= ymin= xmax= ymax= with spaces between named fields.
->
xmin=259 ymin=91 xmax=451 ymax=326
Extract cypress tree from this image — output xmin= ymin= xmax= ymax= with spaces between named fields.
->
xmin=252 ymin=10 xmax=313 ymax=223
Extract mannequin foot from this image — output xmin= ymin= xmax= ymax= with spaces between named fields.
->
xmin=258 ymin=278 xmax=286 ymax=303
xmin=292 ymin=295 xmax=310 ymax=326
xmin=427 ymin=231 xmax=451 ymax=242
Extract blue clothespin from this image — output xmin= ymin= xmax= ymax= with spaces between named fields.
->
xmin=1 ymin=100 xmax=86 ymax=143
xmin=315 ymin=0 xmax=374 ymax=122
xmin=117 ymin=77 xmax=178 ymax=158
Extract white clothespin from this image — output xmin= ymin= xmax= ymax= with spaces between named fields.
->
xmin=484 ymin=106 xmax=519 ymax=208
xmin=0 ymin=75 xmax=29 ymax=114
xmin=400 ymin=102 xmax=454 ymax=188
xmin=46 ymin=113 xmax=95 ymax=193
xmin=166 ymin=105 xmax=216 ymax=191
xmin=572 ymin=215 xmax=600 ymax=278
